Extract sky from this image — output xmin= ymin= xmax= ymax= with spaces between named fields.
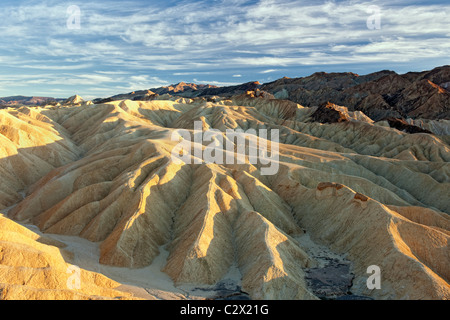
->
xmin=0 ymin=0 xmax=449 ymax=99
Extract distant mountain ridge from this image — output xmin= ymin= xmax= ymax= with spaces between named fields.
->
xmin=261 ymin=65 xmax=450 ymax=121
xmin=3 ymin=65 xmax=449 ymax=120
xmin=93 ymin=65 xmax=450 ymax=121
xmin=0 ymin=96 xmax=64 ymax=108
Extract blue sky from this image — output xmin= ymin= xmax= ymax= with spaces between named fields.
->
xmin=0 ymin=0 xmax=449 ymax=99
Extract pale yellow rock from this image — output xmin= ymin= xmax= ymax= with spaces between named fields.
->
xmin=0 ymin=215 xmax=137 ymax=300
xmin=235 ymin=211 xmax=317 ymax=300
xmin=273 ymin=180 xmax=450 ymax=300
xmin=0 ymin=98 xmax=448 ymax=300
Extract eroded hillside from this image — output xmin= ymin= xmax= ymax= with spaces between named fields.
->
xmin=0 ymin=92 xmax=449 ymax=300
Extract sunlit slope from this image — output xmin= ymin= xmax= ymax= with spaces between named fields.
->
xmin=0 ymin=214 xmax=137 ymax=300
xmin=0 ymin=94 xmax=449 ymax=300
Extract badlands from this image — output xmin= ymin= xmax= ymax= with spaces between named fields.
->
xmin=0 ymin=69 xmax=449 ymax=300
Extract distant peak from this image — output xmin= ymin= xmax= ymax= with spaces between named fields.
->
xmin=65 ymin=95 xmax=84 ymax=104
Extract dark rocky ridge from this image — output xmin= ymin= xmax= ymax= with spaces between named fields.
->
xmin=384 ymin=118 xmax=433 ymax=134
xmin=261 ymin=65 xmax=450 ymax=121
xmin=310 ymin=102 xmax=349 ymax=124
xmin=165 ymin=81 xmax=262 ymax=98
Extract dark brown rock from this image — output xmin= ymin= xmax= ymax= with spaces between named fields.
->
xmin=384 ymin=117 xmax=433 ymax=134
xmin=317 ymin=182 xmax=345 ymax=191
xmin=354 ymin=193 xmax=369 ymax=202
xmin=310 ymin=102 xmax=349 ymax=124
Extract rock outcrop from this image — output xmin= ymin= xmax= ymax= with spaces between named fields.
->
xmin=310 ymin=102 xmax=349 ymax=124
xmin=384 ymin=118 xmax=433 ymax=134
xmin=65 ymin=95 xmax=84 ymax=105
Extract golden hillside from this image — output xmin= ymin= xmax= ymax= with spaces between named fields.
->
xmin=0 ymin=93 xmax=449 ymax=300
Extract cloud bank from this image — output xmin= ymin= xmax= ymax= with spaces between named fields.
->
xmin=0 ymin=0 xmax=448 ymax=98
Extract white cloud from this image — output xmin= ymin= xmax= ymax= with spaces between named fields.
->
xmin=192 ymin=79 xmax=241 ymax=86
xmin=231 ymin=57 xmax=300 ymax=66
xmin=7 ymin=1 xmax=450 ymax=64
xmin=173 ymin=72 xmax=213 ymax=76
xmin=17 ymin=63 xmax=93 ymax=70
xmin=260 ymin=69 xmax=279 ymax=74
xmin=125 ymin=75 xmax=170 ymax=91
xmin=1 ymin=0 xmax=449 ymax=97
